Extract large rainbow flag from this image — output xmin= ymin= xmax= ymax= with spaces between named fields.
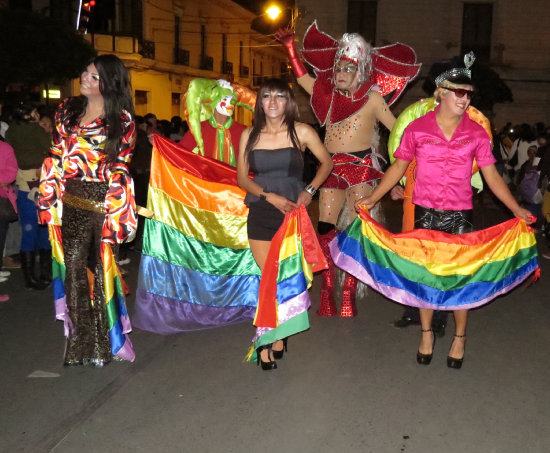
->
xmin=330 ymin=209 xmax=539 ymax=311
xmin=133 ymin=136 xmax=260 ymax=333
xmin=50 ymin=225 xmax=135 ymax=361
xmin=247 ymin=205 xmax=327 ymax=362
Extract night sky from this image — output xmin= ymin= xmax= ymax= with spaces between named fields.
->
xmin=232 ymin=0 xmax=261 ymax=14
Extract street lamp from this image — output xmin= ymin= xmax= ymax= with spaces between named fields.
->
xmin=251 ymin=3 xmax=298 ymax=34
xmin=266 ymin=6 xmax=282 ymax=20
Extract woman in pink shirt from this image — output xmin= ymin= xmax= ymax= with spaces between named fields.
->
xmin=358 ymin=54 xmax=532 ymax=369
xmin=0 ymin=140 xmax=18 ymax=302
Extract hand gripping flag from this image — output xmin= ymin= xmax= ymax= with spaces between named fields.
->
xmin=330 ymin=208 xmax=539 ymax=311
xmin=247 ymin=205 xmax=327 ymax=362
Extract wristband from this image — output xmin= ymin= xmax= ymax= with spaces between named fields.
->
xmin=304 ymin=184 xmax=317 ymax=196
xmin=259 ymin=191 xmax=269 ymax=200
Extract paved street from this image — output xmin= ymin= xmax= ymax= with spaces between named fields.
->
xmin=1 ymin=196 xmax=549 ymax=453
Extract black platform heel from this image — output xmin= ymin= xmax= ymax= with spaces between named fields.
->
xmin=272 ymin=338 xmax=288 ymax=360
xmin=256 ymin=344 xmax=277 ymax=371
xmin=416 ymin=328 xmax=435 ymax=365
xmin=447 ymin=334 xmax=466 ymax=369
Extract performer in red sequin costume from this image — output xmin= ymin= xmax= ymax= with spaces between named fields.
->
xmin=276 ymin=21 xmax=421 ymax=317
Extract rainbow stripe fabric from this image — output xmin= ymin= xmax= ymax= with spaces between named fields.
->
xmin=133 ymin=136 xmax=260 ymax=333
xmin=330 ymin=209 xmax=539 ymax=311
xmin=49 ymin=225 xmax=135 ymax=361
xmin=247 ymin=205 xmax=327 ymax=362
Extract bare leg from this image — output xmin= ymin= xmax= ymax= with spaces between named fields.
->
xmin=249 ymin=239 xmax=278 ymax=362
xmin=329 ymin=183 xmax=374 ymax=317
xmin=319 ymin=188 xmax=346 ymax=225
xmin=345 ymin=183 xmax=374 ymax=224
xmin=419 ymin=308 xmax=435 ymax=354
xmin=317 ymin=188 xmax=345 ymax=316
xmin=248 ymin=239 xmax=270 ymax=271
xmin=449 ymin=310 xmax=468 ymax=359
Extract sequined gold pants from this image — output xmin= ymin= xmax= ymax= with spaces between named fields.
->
xmin=61 ymin=180 xmax=113 ymax=366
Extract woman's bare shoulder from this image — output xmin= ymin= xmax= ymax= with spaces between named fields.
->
xmin=295 ymin=121 xmax=316 ymax=135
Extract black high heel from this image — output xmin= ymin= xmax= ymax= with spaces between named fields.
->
xmin=272 ymin=338 xmax=288 ymax=360
xmin=447 ymin=334 xmax=466 ymax=369
xmin=416 ymin=328 xmax=435 ymax=365
xmin=256 ymin=344 xmax=277 ymax=371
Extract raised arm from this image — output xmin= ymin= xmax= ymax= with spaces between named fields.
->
xmin=274 ymin=28 xmax=315 ymax=95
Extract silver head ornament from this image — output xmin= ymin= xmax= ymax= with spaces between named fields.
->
xmin=333 ymin=33 xmax=373 ymax=83
xmin=434 ymin=51 xmax=476 ymax=87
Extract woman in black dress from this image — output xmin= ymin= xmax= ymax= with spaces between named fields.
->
xmin=237 ymin=78 xmax=333 ymax=370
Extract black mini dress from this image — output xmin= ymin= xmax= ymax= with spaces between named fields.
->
xmin=245 ymin=147 xmax=304 ymax=241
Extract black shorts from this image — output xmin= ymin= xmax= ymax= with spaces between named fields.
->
xmin=247 ymin=199 xmax=285 ymax=241
xmin=414 ymin=205 xmax=474 ymax=235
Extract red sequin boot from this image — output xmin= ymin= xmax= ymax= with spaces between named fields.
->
xmin=317 ymin=230 xmax=337 ymax=317
xmin=340 ymin=273 xmax=358 ymax=317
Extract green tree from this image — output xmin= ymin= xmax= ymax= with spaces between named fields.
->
xmin=0 ymin=8 xmax=96 ymax=95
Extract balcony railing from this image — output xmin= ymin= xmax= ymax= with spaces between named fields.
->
xmin=200 ymin=56 xmax=214 ymax=71
xmin=175 ymin=49 xmax=190 ymax=66
xmin=222 ymin=61 xmax=234 ymax=75
xmin=239 ymin=65 xmax=249 ymax=77
xmin=140 ymin=40 xmax=155 ymax=59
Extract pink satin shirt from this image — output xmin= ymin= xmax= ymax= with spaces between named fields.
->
xmin=394 ymin=106 xmax=495 ymax=210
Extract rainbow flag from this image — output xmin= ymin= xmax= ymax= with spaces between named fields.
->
xmin=247 ymin=205 xmax=327 ymax=362
xmin=133 ymin=136 xmax=260 ymax=333
xmin=330 ymin=209 xmax=539 ymax=311
xmin=49 ymin=225 xmax=135 ymax=361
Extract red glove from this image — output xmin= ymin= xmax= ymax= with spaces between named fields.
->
xmin=274 ymin=28 xmax=308 ymax=78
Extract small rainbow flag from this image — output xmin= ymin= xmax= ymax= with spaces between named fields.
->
xmin=133 ymin=136 xmax=260 ymax=333
xmin=330 ymin=209 xmax=539 ymax=311
xmin=247 ymin=205 xmax=327 ymax=362
xmin=49 ymin=225 xmax=135 ymax=361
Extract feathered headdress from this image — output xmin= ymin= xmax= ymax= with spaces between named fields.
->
xmin=300 ymin=21 xmax=422 ymax=124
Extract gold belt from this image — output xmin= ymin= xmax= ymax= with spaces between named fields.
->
xmin=64 ymin=191 xmax=106 ymax=214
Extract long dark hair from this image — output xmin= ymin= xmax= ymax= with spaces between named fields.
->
xmin=244 ymin=78 xmax=300 ymax=158
xmin=65 ymin=54 xmax=134 ymax=162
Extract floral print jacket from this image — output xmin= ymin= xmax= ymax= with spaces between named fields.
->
xmin=38 ymin=99 xmax=137 ymax=244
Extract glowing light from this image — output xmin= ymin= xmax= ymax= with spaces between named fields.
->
xmin=266 ymin=5 xmax=282 ymax=20
xmin=42 ymin=89 xmax=61 ymax=99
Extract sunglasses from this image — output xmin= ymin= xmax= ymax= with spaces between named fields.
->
xmin=334 ymin=64 xmax=358 ymax=73
xmin=446 ymin=87 xmax=474 ymax=99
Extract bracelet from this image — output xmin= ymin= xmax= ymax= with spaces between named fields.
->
xmin=259 ymin=191 xmax=269 ymax=200
xmin=304 ymin=184 xmax=317 ymax=197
